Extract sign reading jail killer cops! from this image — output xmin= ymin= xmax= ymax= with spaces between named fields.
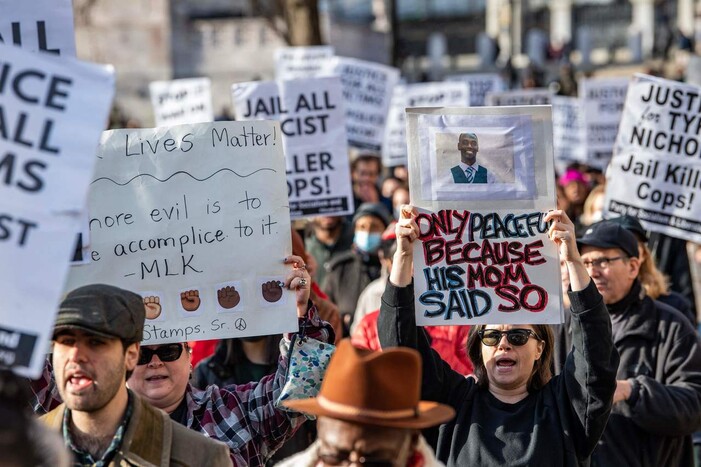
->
xmin=231 ymin=77 xmax=353 ymax=218
xmin=552 ymin=96 xmax=586 ymax=171
xmin=0 ymin=43 xmax=115 ymax=377
xmin=150 ymin=78 xmax=214 ymax=127
xmin=485 ymin=88 xmax=552 ymax=107
xmin=275 ymin=45 xmax=334 ymax=81
xmin=66 ymin=121 xmax=299 ymax=344
xmin=447 ymin=73 xmax=506 ymax=106
xmin=383 ymin=81 xmax=469 ymax=167
xmin=605 ymin=74 xmax=701 ymax=243
xmin=406 ymin=106 xmax=561 ymax=325
xmin=317 ymin=57 xmax=400 ymax=151
xmin=0 ymin=0 xmax=76 ymax=56
xmin=580 ymin=77 xmax=628 ymax=169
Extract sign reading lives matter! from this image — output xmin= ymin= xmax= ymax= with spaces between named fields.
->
xmin=150 ymin=78 xmax=214 ymax=127
xmin=605 ymin=74 xmax=701 ymax=243
xmin=318 ymin=56 xmax=400 ymax=151
xmin=406 ymin=106 xmax=561 ymax=325
xmin=383 ymin=81 xmax=469 ymax=168
xmin=274 ymin=45 xmax=335 ymax=81
xmin=66 ymin=121 xmax=299 ymax=344
xmin=0 ymin=43 xmax=115 ymax=377
xmin=232 ymin=77 xmax=353 ymax=218
xmin=580 ymin=77 xmax=628 ymax=169
xmin=0 ymin=0 xmax=76 ymax=56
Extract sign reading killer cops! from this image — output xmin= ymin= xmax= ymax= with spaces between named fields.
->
xmin=605 ymin=74 xmax=701 ymax=243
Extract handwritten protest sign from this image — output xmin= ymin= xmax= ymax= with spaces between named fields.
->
xmin=66 ymin=122 xmax=299 ymax=343
xmin=580 ymin=77 xmax=628 ymax=169
xmin=318 ymin=57 xmax=400 ymax=151
xmin=232 ymin=77 xmax=353 ymax=218
xmin=605 ymin=74 xmax=701 ymax=243
xmin=150 ymin=78 xmax=214 ymax=127
xmin=406 ymin=106 xmax=561 ymax=325
xmin=275 ymin=46 xmax=334 ymax=80
xmin=485 ymin=88 xmax=552 ymax=106
xmin=383 ymin=81 xmax=469 ymax=167
xmin=0 ymin=0 xmax=76 ymax=56
xmin=552 ymin=96 xmax=586 ymax=171
xmin=0 ymin=43 xmax=114 ymax=377
xmin=447 ymin=73 xmax=506 ymax=106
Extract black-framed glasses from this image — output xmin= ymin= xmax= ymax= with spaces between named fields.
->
xmin=318 ymin=452 xmax=394 ymax=467
xmin=478 ymin=329 xmax=541 ymax=347
xmin=582 ymin=256 xmax=628 ymax=270
xmin=137 ymin=343 xmax=184 ymax=365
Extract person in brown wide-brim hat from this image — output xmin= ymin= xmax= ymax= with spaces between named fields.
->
xmin=278 ymin=339 xmax=455 ymax=467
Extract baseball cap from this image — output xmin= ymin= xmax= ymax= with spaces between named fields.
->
xmin=54 ymin=284 xmax=145 ymax=343
xmin=606 ymin=215 xmax=648 ymax=243
xmin=577 ymin=220 xmax=639 ymax=259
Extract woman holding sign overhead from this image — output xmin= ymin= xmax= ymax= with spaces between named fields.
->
xmin=378 ymin=206 xmax=619 ymax=466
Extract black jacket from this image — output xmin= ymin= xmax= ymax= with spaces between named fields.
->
xmin=379 ymin=280 xmax=618 ymax=466
xmin=555 ymin=280 xmax=701 ymax=467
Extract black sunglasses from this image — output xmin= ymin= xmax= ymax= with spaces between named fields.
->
xmin=137 ymin=343 xmax=185 ymax=365
xmin=478 ymin=329 xmax=541 ymax=347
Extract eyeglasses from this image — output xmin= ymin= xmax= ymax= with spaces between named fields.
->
xmin=318 ymin=452 xmax=394 ymax=467
xmin=137 ymin=344 xmax=184 ymax=365
xmin=581 ymin=256 xmax=628 ymax=270
xmin=478 ymin=329 xmax=541 ymax=347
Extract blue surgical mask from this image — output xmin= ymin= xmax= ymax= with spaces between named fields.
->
xmin=354 ymin=231 xmax=382 ymax=253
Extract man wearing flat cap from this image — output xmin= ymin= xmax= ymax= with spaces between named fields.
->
xmin=277 ymin=339 xmax=454 ymax=467
xmin=556 ymin=221 xmax=701 ymax=467
xmin=39 ymin=284 xmax=230 ymax=466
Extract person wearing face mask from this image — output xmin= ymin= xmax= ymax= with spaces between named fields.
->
xmin=378 ymin=205 xmax=619 ymax=466
xmin=323 ymin=202 xmax=392 ymax=336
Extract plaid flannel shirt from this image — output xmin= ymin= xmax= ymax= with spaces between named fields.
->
xmin=31 ymin=303 xmax=334 ymax=467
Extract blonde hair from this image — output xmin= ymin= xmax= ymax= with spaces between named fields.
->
xmin=581 ymin=184 xmax=605 ymax=226
xmin=638 ymin=243 xmax=669 ymax=299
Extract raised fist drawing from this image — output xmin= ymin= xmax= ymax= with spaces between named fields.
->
xmin=217 ymin=286 xmax=241 ymax=309
xmin=180 ymin=290 xmax=201 ymax=312
xmin=143 ymin=296 xmax=162 ymax=320
xmin=261 ymin=281 xmax=283 ymax=303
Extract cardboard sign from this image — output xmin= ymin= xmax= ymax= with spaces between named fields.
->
xmin=0 ymin=43 xmax=115 ymax=377
xmin=232 ymin=77 xmax=354 ymax=218
xmin=150 ymin=78 xmax=214 ymax=127
xmin=66 ymin=122 xmax=299 ymax=343
xmin=552 ymin=96 xmax=586 ymax=172
xmin=318 ymin=57 xmax=400 ymax=151
xmin=406 ymin=106 xmax=561 ymax=325
xmin=274 ymin=46 xmax=335 ymax=81
xmin=605 ymin=74 xmax=701 ymax=243
xmin=485 ymin=89 xmax=552 ymax=106
xmin=383 ymin=81 xmax=469 ymax=168
xmin=0 ymin=0 xmax=76 ymax=56
xmin=580 ymin=77 xmax=628 ymax=169
xmin=447 ymin=73 xmax=506 ymax=106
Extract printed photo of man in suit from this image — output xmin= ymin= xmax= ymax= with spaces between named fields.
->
xmin=450 ymin=133 xmax=496 ymax=184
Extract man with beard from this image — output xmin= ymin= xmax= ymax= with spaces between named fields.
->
xmin=40 ymin=284 xmax=230 ymax=465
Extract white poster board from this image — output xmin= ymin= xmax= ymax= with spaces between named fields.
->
xmin=447 ymin=73 xmax=506 ymax=106
xmin=0 ymin=0 xmax=76 ymax=56
xmin=485 ymin=89 xmax=552 ymax=106
xmin=0 ymin=43 xmax=115 ymax=377
xmin=66 ymin=122 xmax=298 ymax=344
xmin=232 ymin=77 xmax=354 ymax=218
xmin=383 ymin=81 xmax=469 ymax=168
xmin=406 ymin=106 xmax=561 ymax=325
xmin=149 ymin=78 xmax=214 ymax=127
xmin=605 ymin=74 xmax=701 ymax=243
xmin=552 ymin=96 xmax=587 ymax=172
xmin=580 ymin=77 xmax=628 ymax=169
xmin=275 ymin=46 xmax=335 ymax=81
xmin=318 ymin=57 xmax=400 ymax=151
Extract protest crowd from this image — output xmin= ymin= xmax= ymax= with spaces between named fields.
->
xmin=3 ymin=2 xmax=701 ymax=467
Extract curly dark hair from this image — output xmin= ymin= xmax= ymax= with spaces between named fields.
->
xmin=467 ymin=324 xmax=554 ymax=392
